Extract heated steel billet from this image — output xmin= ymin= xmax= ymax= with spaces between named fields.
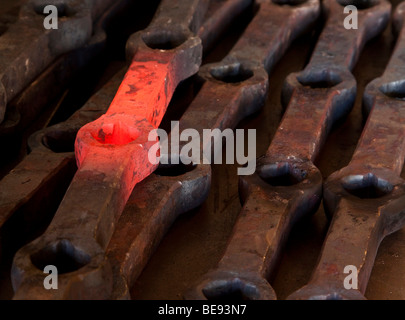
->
xmin=106 ymin=0 xmax=321 ymax=300
xmin=11 ymin=0 xmax=208 ymax=300
xmin=288 ymin=2 xmax=405 ymax=300
xmin=0 ymin=0 xmax=121 ymax=124
xmin=187 ymin=0 xmax=391 ymax=300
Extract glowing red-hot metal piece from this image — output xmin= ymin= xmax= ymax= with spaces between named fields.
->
xmin=75 ymin=58 xmax=184 ymax=202
xmin=74 ymin=22 xmax=205 ymax=201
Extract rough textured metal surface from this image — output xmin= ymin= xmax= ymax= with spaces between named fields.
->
xmin=187 ymin=0 xmax=391 ymax=300
xmin=10 ymin=0 xmax=207 ymax=300
xmin=289 ymin=2 xmax=405 ymax=300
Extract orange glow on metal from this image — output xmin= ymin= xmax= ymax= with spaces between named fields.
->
xmin=75 ymin=59 xmax=175 ymax=202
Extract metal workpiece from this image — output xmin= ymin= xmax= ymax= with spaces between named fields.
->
xmin=0 ymin=0 xmax=121 ymax=124
xmin=187 ymin=0 xmax=390 ymax=300
xmin=288 ymin=2 xmax=405 ymax=300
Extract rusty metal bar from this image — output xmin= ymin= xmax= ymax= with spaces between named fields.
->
xmin=288 ymin=2 xmax=405 ymax=300
xmin=187 ymin=0 xmax=390 ymax=300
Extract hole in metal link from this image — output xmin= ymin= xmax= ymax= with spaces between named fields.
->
xmin=379 ymin=80 xmax=405 ymax=100
xmin=258 ymin=162 xmax=307 ymax=187
xmin=336 ymin=0 xmax=379 ymax=9
xmin=202 ymin=279 xmax=259 ymax=300
xmin=142 ymin=29 xmax=188 ymax=50
xmin=210 ymin=63 xmax=254 ymax=84
xmin=155 ymin=154 xmax=197 ymax=177
xmin=30 ymin=239 xmax=91 ymax=274
xmin=341 ymin=173 xmax=393 ymax=199
xmin=297 ymin=70 xmax=342 ymax=89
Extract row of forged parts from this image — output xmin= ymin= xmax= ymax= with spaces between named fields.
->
xmin=187 ymin=0 xmax=391 ymax=300
xmin=0 ymin=0 xmax=256 ymax=300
